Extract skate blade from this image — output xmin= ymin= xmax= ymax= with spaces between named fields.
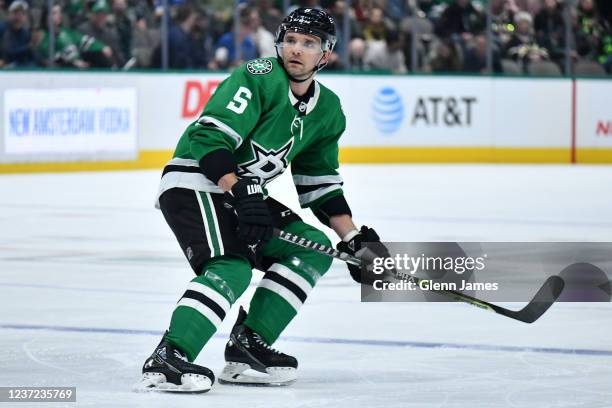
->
xmin=218 ymin=362 xmax=297 ymax=386
xmin=133 ymin=372 xmax=212 ymax=393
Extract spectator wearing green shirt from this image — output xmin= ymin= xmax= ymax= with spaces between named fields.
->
xmin=36 ymin=2 xmax=113 ymax=68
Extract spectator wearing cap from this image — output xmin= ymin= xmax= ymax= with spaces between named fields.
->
xmin=77 ymin=0 xmax=126 ymax=67
xmin=1 ymin=0 xmax=36 ymax=67
xmin=36 ymin=2 xmax=113 ymax=68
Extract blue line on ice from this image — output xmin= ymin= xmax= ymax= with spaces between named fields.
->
xmin=2 ymin=323 xmax=611 ymax=357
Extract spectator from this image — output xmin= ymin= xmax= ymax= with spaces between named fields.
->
xmin=575 ymin=0 xmax=609 ymax=61
xmin=131 ymin=11 xmax=159 ymax=67
xmin=111 ymin=0 xmax=133 ymax=65
xmin=213 ymin=6 xmax=258 ymax=67
xmin=254 ymin=0 xmax=282 ymax=34
xmin=505 ymin=11 xmax=550 ymax=70
xmin=490 ymin=0 xmax=518 ymax=47
xmin=328 ymin=0 xmax=363 ymax=70
xmin=429 ymin=37 xmax=463 ymax=71
xmin=362 ymin=7 xmax=388 ymax=42
xmin=78 ymin=0 xmax=126 ymax=67
xmin=1 ymin=0 xmax=36 ymax=67
xmin=249 ymin=7 xmax=275 ymax=58
xmin=463 ymin=33 xmax=503 ymax=73
xmin=435 ymin=0 xmax=485 ymax=42
xmin=36 ymin=2 xmax=113 ymax=68
xmin=400 ymin=29 xmax=429 ymax=72
xmin=534 ymin=0 xmax=565 ymax=63
xmin=191 ymin=8 xmax=213 ymax=68
xmin=65 ymin=0 xmax=88 ymax=28
xmin=363 ymin=29 xmax=408 ymax=73
xmin=348 ymin=36 xmax=366 ymax=70
xmin=156 ymin=4 xmax=201 ymax=69
xmin=515 ymin=0 xmax=542 ymax=15
xmin=131 ymin=0 xmax=157 ymax=28
xmin=385 ymin=0 xmax=409 ymax=23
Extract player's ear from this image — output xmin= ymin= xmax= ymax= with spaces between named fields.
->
xmin=320 ymin=50 xmax=332 ymax=65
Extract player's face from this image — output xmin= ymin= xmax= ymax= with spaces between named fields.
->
xmin=280 ymin=32 xmax=331 ymax=80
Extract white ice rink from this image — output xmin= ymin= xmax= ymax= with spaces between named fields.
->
xmin=1 ymin=164 xmax=611 ymax=407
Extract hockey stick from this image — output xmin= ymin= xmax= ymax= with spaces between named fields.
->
xmin=273 ymin=228 xmax=564 ymax=324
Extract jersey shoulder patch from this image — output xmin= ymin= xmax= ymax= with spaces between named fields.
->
xmin=246 ymin=59 xmax=274 ymax=75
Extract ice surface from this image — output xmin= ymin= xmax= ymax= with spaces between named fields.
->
xmin=1 ymin=165 xmax=611 ymax=407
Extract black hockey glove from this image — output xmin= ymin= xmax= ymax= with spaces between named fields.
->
xmin=337 ymin=226 xmax=393 ymax=284
xmin=224 ymin=178 xmax=273 ymax=246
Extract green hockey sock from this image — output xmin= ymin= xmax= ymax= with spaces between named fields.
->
xmin=164 ymin=255 xmax=252 ymax=361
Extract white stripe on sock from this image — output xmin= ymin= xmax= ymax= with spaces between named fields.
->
xmin=259 ymin=279 xmax=303 ymax=312
xmin=176 ymin=297 xmax=222 ymax=327
xmin=187 ymin=281 xmax=231 ymax=313
xmin=268 ymin=263 xmax=313 ymax=296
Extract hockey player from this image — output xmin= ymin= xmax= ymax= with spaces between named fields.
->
xmin=136 ymin=7 xmax=390 ymax=393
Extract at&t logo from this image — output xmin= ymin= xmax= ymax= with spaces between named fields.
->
xmin=372 ymin=87 xmax=404 ymax=135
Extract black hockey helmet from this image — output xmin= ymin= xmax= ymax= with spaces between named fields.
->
xmin=275 ymin=8 xmax=337 ymax=53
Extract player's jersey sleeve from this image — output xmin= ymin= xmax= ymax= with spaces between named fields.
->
xmin=291 ymin=109 xmax=346 ymax=210
xmin=187 ymin=64 xmax=266 ymax=161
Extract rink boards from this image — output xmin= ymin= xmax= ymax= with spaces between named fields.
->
xmin=0 ymin=71 xmax=610 ymax=172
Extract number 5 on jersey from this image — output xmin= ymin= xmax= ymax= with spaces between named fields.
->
xmin=226 ymin=87 xmax=252 ymax=114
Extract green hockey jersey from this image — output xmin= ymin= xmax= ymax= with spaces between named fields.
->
xmin=157 ymin=57 xmax=347 ymax=212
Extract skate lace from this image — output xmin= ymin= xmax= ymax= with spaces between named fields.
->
xmin=253 ymin=333 xmax=282 ymax=355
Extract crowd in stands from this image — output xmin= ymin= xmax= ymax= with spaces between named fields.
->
xmin=0 ymin=0 xmax=609 ymax=75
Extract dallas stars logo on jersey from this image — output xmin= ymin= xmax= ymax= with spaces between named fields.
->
xmin=246 ymin=59 xmax=273 ymax=75
xmin=237 ymin=139 xmax=294 ymax=185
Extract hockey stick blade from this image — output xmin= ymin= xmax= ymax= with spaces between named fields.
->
xmin=485 ymin=275 xmax=565 ymax=323
xmin=273 ymin=229 xmax=565 ymax=323
xmin=408 ymin=275 xmax=564 ymax=324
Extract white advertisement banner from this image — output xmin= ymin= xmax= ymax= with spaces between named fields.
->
xmin=318 ymin=75 xmax=493 ymax=147
xmin=576 ymin=80 xmax=612 ymax=148
xmin=0 ymin=72 xmax=607 ymax=166
xmin=3 ymin=88 xmax=137 ymax=158
xmin=492 ymin=79 xmax=571 ymax=147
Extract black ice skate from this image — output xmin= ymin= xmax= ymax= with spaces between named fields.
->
xmin=134 ymin=335 xmax=215 ymax=393
xmin=219 ymin=306 xmax=298 ymax=386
